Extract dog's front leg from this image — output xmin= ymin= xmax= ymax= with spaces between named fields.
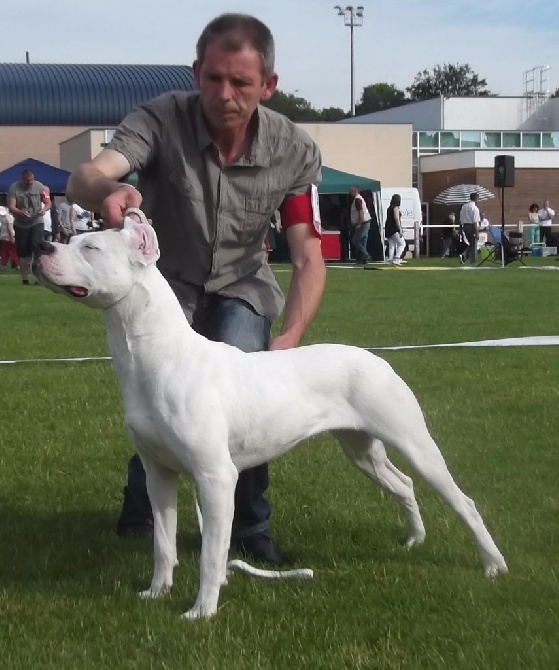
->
xmin=182 ymin=463 xmax=238 ymax=620
xmin=138 ymin=457 xmax=179 ymax=599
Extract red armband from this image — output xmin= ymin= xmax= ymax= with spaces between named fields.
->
xmin=279 ymin=186 xmax=321 ymax=237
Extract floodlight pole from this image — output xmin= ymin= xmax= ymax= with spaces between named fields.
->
xmin=334 ymin=5 xmax=364 ymax=116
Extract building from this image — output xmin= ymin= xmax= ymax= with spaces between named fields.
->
xmin=0 ymin=63 xmax=195 ymax=170
xmin=0 ymin=62 xmax=411 ymax=187
xmin=340 ymin=94 xmax=559 ymax=239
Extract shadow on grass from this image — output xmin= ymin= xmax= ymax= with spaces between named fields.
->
xmin=0 ymin=502 xmax=200 ymax=592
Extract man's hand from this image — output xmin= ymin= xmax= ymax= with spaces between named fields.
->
xmin=101 ymin=184 xmax=143 ymax=228
xmin=269 ymin=332 xmax=301 ymax=351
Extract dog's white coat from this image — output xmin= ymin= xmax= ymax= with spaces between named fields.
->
xmin=36 ymin=219 xmax=507 ymax=619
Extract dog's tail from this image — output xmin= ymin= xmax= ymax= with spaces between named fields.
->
xmin=193 ymin=490 xmax=313 ymax=580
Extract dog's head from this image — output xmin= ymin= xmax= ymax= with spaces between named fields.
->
xmin=35 ymin=217 xmax=160 ymax=309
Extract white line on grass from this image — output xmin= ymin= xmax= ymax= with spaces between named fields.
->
xmin=2 ymin=336 xmax=559 ymax=365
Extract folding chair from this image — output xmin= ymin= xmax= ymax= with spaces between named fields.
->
xmin=477 ymin=225 xmax=525 ymax=267
xmin=501 ymin=231 xmax=526 ymax=265
xmin=508 ymin=230 xmax=530 ymax=261
xmin=477 ymin=225 xmax=503 ymax=266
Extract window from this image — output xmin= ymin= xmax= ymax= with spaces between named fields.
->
xmin=522 ymin=132 xmax=541 ymax=148
xmin=503 ymin=132 xmax=521 ymax=148
xmin=542 ymin=132 xmax=559 ymax=148
xmin=418 ymin=131 xmax=439 ymax=148
xmin=460 ymin=131 xmax=481 ymax=148
xmin=483 ymin=132 xmax=502 ymax=148
xmin=440 ymin=131 xmax=460 ymax=148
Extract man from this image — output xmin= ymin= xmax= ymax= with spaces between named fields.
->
xmin=538 ymin=199 xmax=555 ymax=246
xmin=459 ymin=192 xmax=480 ymax=265
xmin=349 ymin=186 xmax=372 ymax=263
xmin=440 ymin=211 xmax=456 ymax=258
xmin=66 ymin=13 xmax=326 ymax=566
xmin=7 ymin=169 xmax=50 ymax=284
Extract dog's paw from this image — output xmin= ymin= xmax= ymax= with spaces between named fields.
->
xmin=138 ymin=584 xmax=172 ymax=599
xmin=484 ymin=558 xmax=508 ymax=578
xmin=404 ymin=531 xmax=426 ymax=549
xmin=181 ymin=604 xmax=217 ymax=620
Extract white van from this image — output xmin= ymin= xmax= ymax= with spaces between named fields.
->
xmin=379 ymin=187 xmax=422 ymax=254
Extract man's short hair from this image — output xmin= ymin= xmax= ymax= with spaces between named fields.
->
xmin=470 ymin=192 xmax=478 ymax=201
xmin=196 ymin=13 xmax=275 ymax=78
xmin=22 ymin=169 xmax=34 ymax=178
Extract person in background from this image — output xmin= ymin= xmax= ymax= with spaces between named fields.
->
xmin=42 ymin=186 xmax=60 ymax=242
xmin=7 ymin=169 xmax=49 ymax=284
xmin=57 ymin=197 xmax=75 ymax=243
xmin=0 ymin=205 xmax=19 ymax=270
xmin=349 ymin=186 xmax=372 ymax=263
xmin=71 ymin=202 xmax=92 ymax=234
xmin=459 ymin=192 xmax=480 ymax=265
xmin=66 ymin=12 xmax=326 ymax=566
xmin=440 ymin=211 xmax=456 ymax=258
xmin=385 ymin=193 xmax=406 ymax=265
xmin=538 ymin=199 xmax=555 ymax=245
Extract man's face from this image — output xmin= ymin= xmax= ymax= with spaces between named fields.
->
xmin=349 ymin=188 xmax=358 ymax=198
xmin=544 ymin=200 xmax=550 ymax=208
xmin=194 ymin=42 xmax=278 ymax=131
xmin=23 ymin=172 xmax=34 ymax=187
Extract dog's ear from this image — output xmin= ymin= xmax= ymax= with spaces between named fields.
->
xmin=122 ymin=217 xmax=160 ymax=265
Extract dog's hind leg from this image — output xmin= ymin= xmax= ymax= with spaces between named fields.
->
xmin=139 ymin=457 xmax=179 ymax=599
xmin=387 ymin=429 xmax=507 ymax=576
xmin=332 ymin=430 xmax=426 ymax=548
xmin=182 ymin=460 xmax=238 ymax=620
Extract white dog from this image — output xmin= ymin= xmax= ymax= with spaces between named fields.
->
xmin=35 ymin=216 xmax=507 ymax=619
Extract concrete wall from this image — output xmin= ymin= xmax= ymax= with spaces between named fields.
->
xmin=60 ymin=129 xmax=106 ymax=173
xmin=60 ymin=122 xmax=414 ymax=189
xmin=299 ymin=123 xmax=412 ymax=186
xmin=0 ymin=126 xmax=104 ymax=170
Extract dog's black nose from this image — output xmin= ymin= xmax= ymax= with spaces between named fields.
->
xmin=36 ymin=241 xmax=55 ymax=256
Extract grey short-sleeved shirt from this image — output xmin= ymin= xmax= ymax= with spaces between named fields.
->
xmin=7 ymin=179 xmax=45 ymax=228
xmin=106 ymin=91 xmax=322 ymax=322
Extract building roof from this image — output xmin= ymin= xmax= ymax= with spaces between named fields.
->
xmin=0 ymin=63 xmax=195 ymax=126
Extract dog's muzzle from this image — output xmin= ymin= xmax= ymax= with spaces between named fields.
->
xmin=34 ymin=241 xmax=89 ymax=298
xmin=36 ymin=241 xmax=56 ymax=257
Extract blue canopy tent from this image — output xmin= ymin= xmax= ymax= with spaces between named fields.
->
xmin=0 ymin=158 xmax=71 ymax=194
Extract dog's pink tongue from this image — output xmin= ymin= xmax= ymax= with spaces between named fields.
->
xmin=69 ymin=286 xmax=88 ymax=297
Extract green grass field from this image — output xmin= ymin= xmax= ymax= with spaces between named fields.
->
xmin=1 ymin=259 xmax=559 ymax=669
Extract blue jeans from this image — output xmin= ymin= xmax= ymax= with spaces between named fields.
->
xmin=352 ymin=220 xmax=371 ymax=260
xmin=124 ymin=292 xmax=272 ymax=540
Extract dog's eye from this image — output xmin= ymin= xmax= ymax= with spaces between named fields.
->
xmin=84 ymin=245 xmax=100 ymax=251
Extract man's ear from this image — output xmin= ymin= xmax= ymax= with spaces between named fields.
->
xmin=193 ymin=60 xmax=201 ymax=88
xmin=260 ymin=73 xmax=278 ymax=101
xmin=122 ymin=217 xmax=160 ymax=265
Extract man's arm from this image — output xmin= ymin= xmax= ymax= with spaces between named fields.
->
xmin=270 ymin=223 xmax=326 ymax=351
xmin=7 ymin=194 xmax=27 ymax=219
xmin=66 ymin=149 xmax=141 ymax=225
xmin=355 ymin=197 xmax=364 ymax=225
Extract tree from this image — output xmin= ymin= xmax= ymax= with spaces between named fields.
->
xmin=317 ymin=106 xmax=347 ymax=121
xmin=406 ymin=63 xmax=492 ymax=101
xmin=261 ymin=90 xmax=322 ymax=122
xmin=355 ymin=83 xmax=407 ymax=115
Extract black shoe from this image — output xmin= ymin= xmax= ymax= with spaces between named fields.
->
xmin=116 ymin=486 xmax=154 ymax=539
xmin=233 ymin=532 xmax=286 ymax=567
xmin=22 ymin=279 xmax=30 ymax=285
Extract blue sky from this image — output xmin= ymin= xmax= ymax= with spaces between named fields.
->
xmin=5 ymin=1 xmax=559 ymax=111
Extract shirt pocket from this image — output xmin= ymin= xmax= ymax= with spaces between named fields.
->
xmin=243 ymin=196 xmax=279 ymax=238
